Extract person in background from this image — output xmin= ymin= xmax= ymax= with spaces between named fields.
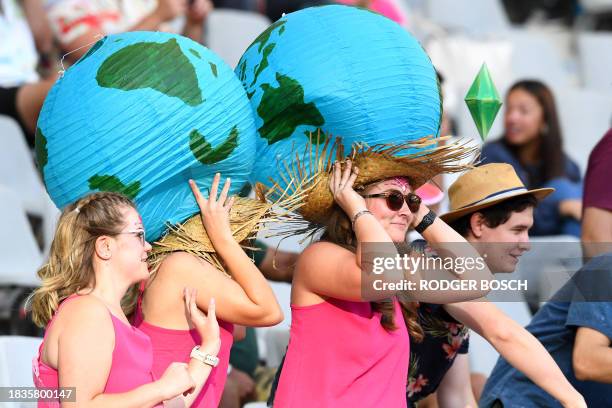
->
xmin=580 ymin=128 xmax=612 ymax=261
xmin=480 ymin=129 xmax=612 ymax=407
xmin=45 ymin=0 xmax=212 ymax=63
xmin=406 ymin=163 xmax=585 ymax=408
xmin=481 ymin=79 xmax=583 ymax=238
xmin=218 ymin=238 xmax=296 ymax=408
xmin=1 ymin=0 xmax=56 ymax=147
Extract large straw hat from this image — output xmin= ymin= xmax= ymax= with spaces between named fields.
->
xmin=148 ymin=183 xmax=300 ymax=276
xmin=440 ymin=163 xmax=554 ymax=224
xmin=267 ymin=135 xmax=478 ymax=237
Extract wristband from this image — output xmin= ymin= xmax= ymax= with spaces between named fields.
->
xmin=190 ymin=346 xmax=219 ymax=367
xmin=415 ymin=209 xmax=436 ymax=234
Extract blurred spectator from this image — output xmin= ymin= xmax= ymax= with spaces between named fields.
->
xmin=480 ymin=129 xmax=612 ymax=407
xmin=335 ymin=0 xmax=407 ymax=25
xmin=480 ymin=80 xmax=583 ymax=237
xmin=502 ymin=0 xmax=579 ymax=26
xmin=45 ymin=0 xmax=212 ymax=63
xmin=581 ymin=128 xmax=612 ymax=261
xmin=1 ymin=0 xmax=56 ymax=147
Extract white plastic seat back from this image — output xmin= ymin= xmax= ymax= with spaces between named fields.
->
xmin=0 ymin=187 xmax=42 ymax=286
xmin=206 ymin=9 xmax=272 ymax=68
xmin=0 ymin=116 xmax=47 ymax=217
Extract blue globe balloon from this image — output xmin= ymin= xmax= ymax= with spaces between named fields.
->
xmin=236 ymin=5 xmax=441 ymax=190
xmin=37 ymin=31 xmax=256 ymax=240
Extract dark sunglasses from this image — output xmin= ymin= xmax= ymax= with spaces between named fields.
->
xmin=362 ymin=190 xmax=422 ymax=212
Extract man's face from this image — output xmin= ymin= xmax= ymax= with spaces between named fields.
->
xmin=474 ymin=206 xmax=534 ymax=273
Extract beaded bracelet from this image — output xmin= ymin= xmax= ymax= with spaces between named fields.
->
xmin=351 ymin=209 xmax=373 ymax=229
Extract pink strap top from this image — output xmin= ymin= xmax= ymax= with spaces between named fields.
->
xmin=132 ymin=284 xmax=234 ymax=408
xmin=33 ymin=295 xmax=159 ymax=408
xmin=274 ymin=297 xmax=410 ymax=408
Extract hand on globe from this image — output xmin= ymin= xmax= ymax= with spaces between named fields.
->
xmin=189 ymin=174 xmax=236 ymax=248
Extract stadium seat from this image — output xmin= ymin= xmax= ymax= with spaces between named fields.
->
xmin=0 ymin=187 xmax=42 ymax=286
xmin=206 ymin=9 xmax=272 ymax=68
xmin=0 ymin=116 xmax=48 ymax=219
xmin=556 ymin=87 xmax=612 ymax=173
xmin=425 ymin=0 xmax=511 ymax=35
xmin=0 ymin=335 xmax=41 ymax=408
xmin=577 ymin=32 xmax=612 ymax=91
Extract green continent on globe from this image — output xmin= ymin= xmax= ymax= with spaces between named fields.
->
xmin=237 ymin=59 xmax=247 ymax=83
xmin=209 ymin=62 xmax=218 ymax=77
xmin=34 ymin=127 xmax=47 ymax=178
xmin=96 ymin=39 xmax=203 ymax=106
xmin=88 ymin=175 xmax=141 ymax=200
xmin=190 ymin=126 xmax=239 ymax=165
xmin=75 ymin=37 xmax=107 ymax=65
xmin=257 ymin=73 xmax=324 ymax=145
xmin=251 ymin=19 xmax=286 ymax=53
xmin=248 ymin=19 xmax=286 ymax=87
xmin=250 ymin=43 xmax=275 ymax=87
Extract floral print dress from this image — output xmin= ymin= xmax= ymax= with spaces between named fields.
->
xmin=407 ymin=303 xmax=470 ymax=407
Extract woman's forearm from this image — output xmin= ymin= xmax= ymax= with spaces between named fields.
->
xmin=183 ymin=358 xmax=214 ymax=407
xmin=488 ymin=321 xmax=581 ymax=406
xmin=215 ymin=238 xmax=282 ymax=324
xmin=80 ymin=382 xmax=166 ymax=408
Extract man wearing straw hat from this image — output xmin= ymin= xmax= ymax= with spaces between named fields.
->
xmin=480 ymin=130 xmax=612 ymax=408
xmin=407 ymin=163 xmax=586 ymax=408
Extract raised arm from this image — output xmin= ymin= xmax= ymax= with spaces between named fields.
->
xmin=183 ymin=176 xmax=283 ymax=326
xmin=444 ymin=301 xmax=586 ymax=408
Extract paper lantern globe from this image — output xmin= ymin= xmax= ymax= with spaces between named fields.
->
xmin=236 ymin=5 xmax=442 ymax=189
xmin=36 ymin=31 xmax=256 ymax=240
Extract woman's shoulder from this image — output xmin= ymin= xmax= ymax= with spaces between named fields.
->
xmin=301 ymin=241 xmax=351 ymax=259
xmin=60 ymin=295 xmax=108 ymax=316
xmin=159 ymin=251 xmax=218 ymax=274
xmin=49 ymin=295 xmax=113 ymax=334
xmin=295 ymin=241 xmax=352 ymax=273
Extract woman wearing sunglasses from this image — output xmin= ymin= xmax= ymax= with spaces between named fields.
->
xmin=272 ymin=141 xmax=494 ymax=407
xmin=29 ymin=191 xmax=221 ymax=407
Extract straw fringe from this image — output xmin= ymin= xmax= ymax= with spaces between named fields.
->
xmin=148 ymin=182 xmax=303 ymax=276
xmin=264 ymin=134 xmax=479 ymax=239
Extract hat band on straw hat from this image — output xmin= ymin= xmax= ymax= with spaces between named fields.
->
xmin=456 ymin=186 xmax=528 ymax=210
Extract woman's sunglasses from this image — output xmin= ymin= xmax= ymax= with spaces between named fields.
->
xmin=362 ymin=190 xmax=422 ymax=213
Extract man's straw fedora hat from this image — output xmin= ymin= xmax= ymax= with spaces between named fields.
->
xmin=440 ymin=163 xmax=554 ymax=224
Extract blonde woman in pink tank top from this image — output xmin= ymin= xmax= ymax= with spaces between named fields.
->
xmin=29 ymin=192 xmax=221 ymax=407
xmin=274 ymin=160 xmax=493 ymax=407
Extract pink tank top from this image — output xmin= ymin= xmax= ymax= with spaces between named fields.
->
xmin=274 ymin=297 xmax=410 ymax=408
xmin=133 ymin=289 xmax=234 ymax=408
xmin=32 ymin=295 xmax=159 ymax=408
